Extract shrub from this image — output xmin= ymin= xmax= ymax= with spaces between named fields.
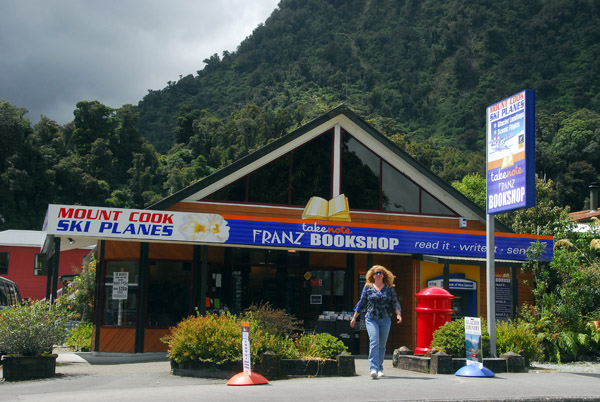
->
xmin=430 ymin=318 xmax=490 ymax=358
xmin=243 ymin=302 xmax=303 ymax=337
xmin=249 ymin=324 xmax=299 ymax=361
xmin=0 ymin=300 xmax=74 ymax=356
xmin=64 ymin=321 xmax=93 ymax=352
xmin=162 ymin=309 xmax=348 ymax=367
xmin=162 ymin=313 xmax=242 ymax=365
xmin=496 ymin=319 xmax=541 ymax=364
xmin=295 ymin=333 xmax=348 ymax=360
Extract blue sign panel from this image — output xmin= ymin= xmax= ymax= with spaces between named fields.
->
xmin=225 ymin=219 xmax=553 ymax=261
xmin=44 ymin=205 xmax=553 ymax=262
xmin=486 ymin=90 xmax=536 ymax=214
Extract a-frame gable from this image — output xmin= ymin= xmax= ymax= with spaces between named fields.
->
xmin=150 ymin=105 xmax=509 ymax=231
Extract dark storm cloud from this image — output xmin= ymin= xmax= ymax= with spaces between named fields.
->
xmin=0 ymin=0 xmax=278 ymax=124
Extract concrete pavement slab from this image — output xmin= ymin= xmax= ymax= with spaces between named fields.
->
xmin=1 ymin=353 xmax=599 ymax=402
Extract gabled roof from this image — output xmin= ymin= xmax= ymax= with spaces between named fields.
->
xmin=569 ymin=209 xmax=600 ymax=223
xmin=149 ymin=104 xmax=510 ymax=232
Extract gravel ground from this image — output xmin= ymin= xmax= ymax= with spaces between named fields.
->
xmin=530 ymin=360 xmax=600 ymax=373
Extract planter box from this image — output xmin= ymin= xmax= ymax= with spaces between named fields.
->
xmin=1 ymin=355 xmax=57 ymax=381
xmin=171 ymin=359 xmax=243 ymax=379
xmin=171 ymin=353 xmax=355 ymax=379
xmin=393 ymin=349 xmax=527 ymax=374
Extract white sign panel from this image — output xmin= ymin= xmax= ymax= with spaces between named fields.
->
xmin=112 ymin=272 xmax=129 ymax=300
xmin=464 ymin=316 xmax=483 ymax=368
xmin=43 ymin=204 xmax=230 ymax=243
xmin=241 ymin=322 xmax=251 ymax=374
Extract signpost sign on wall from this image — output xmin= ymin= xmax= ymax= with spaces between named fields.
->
xmin=495 ymin=273 xmax=512 ymax=322
xmin=112 ymin=272 xmax=129 ymax=300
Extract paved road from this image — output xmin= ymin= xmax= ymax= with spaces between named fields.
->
xmin=1 ymin=353 xmax=599 ymax=402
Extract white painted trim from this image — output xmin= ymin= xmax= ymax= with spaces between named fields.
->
xmin=333 ymin=124 xmax=341 ymax=196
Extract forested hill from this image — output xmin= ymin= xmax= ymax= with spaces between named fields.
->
xmin=138 ymin=0 xmax=600 ymax=157
xmin=2 ymin=0 xmax=600 ymax=231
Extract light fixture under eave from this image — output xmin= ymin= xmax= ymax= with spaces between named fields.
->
xmin=68 ymin=238 xmax=74 ymax=245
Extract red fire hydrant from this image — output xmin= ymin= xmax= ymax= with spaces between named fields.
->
xmin=414 ymin=286 xmax=454 ymax=355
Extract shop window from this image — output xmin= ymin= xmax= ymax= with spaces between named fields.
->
xmin=0 ymin=252 xmax=8 ymax=274
xmin=146 ymin=261 xmax=192 ymax=327
xmin=203 ymin=130 xmax=333 ymax=206
xmin=248 ymin=155 xmax=290 ymax=204
xmin=341 ymin=134 xmax=381 ymax=210
xmin=303 ymin=269 xmax=346 ymax=315
xmin=34 ymin=254 xmax=47 ymax=276
xmin=201 ymin=127 xmax=456 ymax=216
xmin=290 ymin=130 xmax=333 ymax=206
xmin=231 ymin=247 xmax=250 ymax=264
xmin=103 ymin=261 xmax=139 ymax=326
xmin=382 ymin=161 xmax=420 ymax=213
xmin=421 ymin=190 xmax=455 ymax=216
xmin=205 ymin=177 xmax=247 ymax=202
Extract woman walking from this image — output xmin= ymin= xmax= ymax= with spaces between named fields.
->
xmin=350 ymin=265 xmax=402 ymax=378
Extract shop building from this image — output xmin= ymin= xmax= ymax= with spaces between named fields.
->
xmin=41 ymin=105 xmax=553 ymax=354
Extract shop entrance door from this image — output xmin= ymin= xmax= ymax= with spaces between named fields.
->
xmin=301 ymin=269 xmax=346 ymax=328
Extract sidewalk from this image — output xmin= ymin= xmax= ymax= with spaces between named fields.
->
xmin=2 ymin=352 xmax=600 ymax=402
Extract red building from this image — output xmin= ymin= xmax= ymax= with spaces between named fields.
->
xmin=0 ymin=230 xmax=92 ymax=300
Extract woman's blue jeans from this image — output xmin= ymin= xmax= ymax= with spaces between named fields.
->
xmin=365 ymin=317 xmax=392 ymax=372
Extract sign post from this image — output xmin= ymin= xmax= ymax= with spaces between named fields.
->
xmin=227 ymin=322 xmax=268 ymax=386
xmin=241 ymin=322 xmax=252 ymax=374
xmin=485 ymin=89 xmax=536 ymax=359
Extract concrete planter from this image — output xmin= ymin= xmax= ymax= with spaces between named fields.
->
xmin=171 ymin=352 xmax=355 ymax=379
xmin=1 ymin=355 xmax=57 ymax=381
xmin=170 ymin=359 xmax=243 ymax=379
xmin=392 ymin=348 xmax=527 ymax=374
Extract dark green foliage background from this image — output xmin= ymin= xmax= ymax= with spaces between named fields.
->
xmin=2 ymin=0 xmax=600 ymax=229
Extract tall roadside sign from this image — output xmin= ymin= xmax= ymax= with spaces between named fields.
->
xmin=487 ymin=90 xmax=536 ymax=214
xmin=486 ymin=89 xmax=536 ymax=356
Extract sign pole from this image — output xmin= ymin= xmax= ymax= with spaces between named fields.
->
xmin=485 ymin=89 xmax=536 ymax=359
xmin=227 ymin=321 xmax=268 ymax=386
xmin=486 ymin=214 xmax=496 ymax=358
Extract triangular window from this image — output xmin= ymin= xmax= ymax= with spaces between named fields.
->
xmin=203 ymin=128 xmax=456 ymax=216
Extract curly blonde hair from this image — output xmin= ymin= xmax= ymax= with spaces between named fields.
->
xmin=365 ymin=265 xmax=395 ymax=288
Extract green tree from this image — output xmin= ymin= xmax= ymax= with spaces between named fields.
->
xmin=508 ymin=177 xmax=570 ymax=236
xmin=451 ymin=172 xmax=486 ymax=210
xmin=72 ymin=101 xmax=116 ymax=155
xmin=62 ymin=254 xmax=97 ymax=322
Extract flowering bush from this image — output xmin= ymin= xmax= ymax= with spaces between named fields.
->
xmin=0 ymin=300 xmax=75 ymax=356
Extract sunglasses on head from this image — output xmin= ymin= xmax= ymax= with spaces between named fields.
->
xmin=373 ymin=271 xmax=384 ymax=275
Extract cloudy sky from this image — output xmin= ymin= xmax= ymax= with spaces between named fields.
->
xmin=0 ymin=0 xmax=279 ymax=125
